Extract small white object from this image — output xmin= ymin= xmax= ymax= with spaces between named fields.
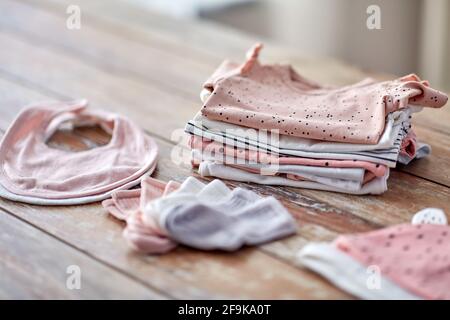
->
xmin=411 ymin=208 xmax=448 ymax=225
xmin=200 ymin=88 xmax=211 ymax=103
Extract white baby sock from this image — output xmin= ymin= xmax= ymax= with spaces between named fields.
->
xmin=163 ymin=188 xmax=296 ymax=251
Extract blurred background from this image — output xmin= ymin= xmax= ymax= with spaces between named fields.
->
xmin=128 ymin=0 xmax=450 ymax=91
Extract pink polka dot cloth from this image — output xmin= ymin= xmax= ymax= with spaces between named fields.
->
xmin=334 ymin=223 xmax=450 ymax=299
xmin=201 ymin=43 xmax=448 ymax=144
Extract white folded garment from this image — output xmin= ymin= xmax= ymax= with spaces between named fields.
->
xmin=192 ymin=149 xmax=366 ymax=182
xmin=198 ymin=161 xmax=390 ymax=195
xmin=192 ymin=150 xmax=370 ymax=191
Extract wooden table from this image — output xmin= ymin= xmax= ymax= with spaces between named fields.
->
xmin=1 ymin=0 xmax=449 ymax=299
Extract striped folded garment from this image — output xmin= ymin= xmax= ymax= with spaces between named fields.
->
xmin=184 ymin=44 xmax=448 ymax=194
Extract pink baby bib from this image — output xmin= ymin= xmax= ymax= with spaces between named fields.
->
xmin=0 ymin=100 xmax=158 ymax=200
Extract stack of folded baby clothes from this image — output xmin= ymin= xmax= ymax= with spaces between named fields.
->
xmin=102 ymin=176 xmax=297 ymax=254
xmin=185 ymin=44 xmax=448 ymax=194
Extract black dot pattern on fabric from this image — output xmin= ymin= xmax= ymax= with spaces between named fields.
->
xmin=336 ymin=223 xmax=450 ymax=300
xmin=200 ymin=47 xmax=448 ymax=144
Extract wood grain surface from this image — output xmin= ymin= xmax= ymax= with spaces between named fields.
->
xmin=0 ymin=0 xmax=448 ymax=299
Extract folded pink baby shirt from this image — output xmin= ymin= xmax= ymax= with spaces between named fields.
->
xmin=0 ymin=100 xmax=158 ymax=202
xmin=201 ymin=43 xmax=448 ymax=144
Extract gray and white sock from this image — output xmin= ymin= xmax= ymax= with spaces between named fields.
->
xmin=164 ymin=188 xmax=296 ymax=251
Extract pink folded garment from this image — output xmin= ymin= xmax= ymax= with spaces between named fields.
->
xmin=103 ymin=189 xmax=141 ymax=220
xmin=189 ymin=135 xmax=387 ymax=177
xmin=400 ymin=131 xmax=417 ymax=159
xmin=201 ymin=43 xmax=448 ymax=144
xmin=123 ymin=212 xmax=176 ymax=254
xmin=334 ymin=223 xmax=450 ymax=300
xmin=0 ymin=100 xmax=158 ymax=200
xmin=102 ymin=177 xmax=179 ymax=254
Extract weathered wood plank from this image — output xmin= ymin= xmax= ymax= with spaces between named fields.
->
xmin=399 ymin=126 xmax=450 ymax=187
xmin=0 ymin=208 xmax=166 ymax=299
xmin=17 ymin=0 xmax=250 ymax=62
xmin=21 ymin=0 xmax=450 ymax=107
xmin=24 ymin=0 xmax=376 ymax=88
xmin=0 ymin=77 xmax=51 ymax=129
xmin=0 ymin=0 xmax=375 ymax=102
xmin=0 ymin=0 xmax=211 ymax=99
xmin=10 ymin=0 xmax=450 ymax=130
xmin=287 ymin=170 xmax=450 ymax=227
xmin=0 ymin=31 xmax=198 ymax=141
